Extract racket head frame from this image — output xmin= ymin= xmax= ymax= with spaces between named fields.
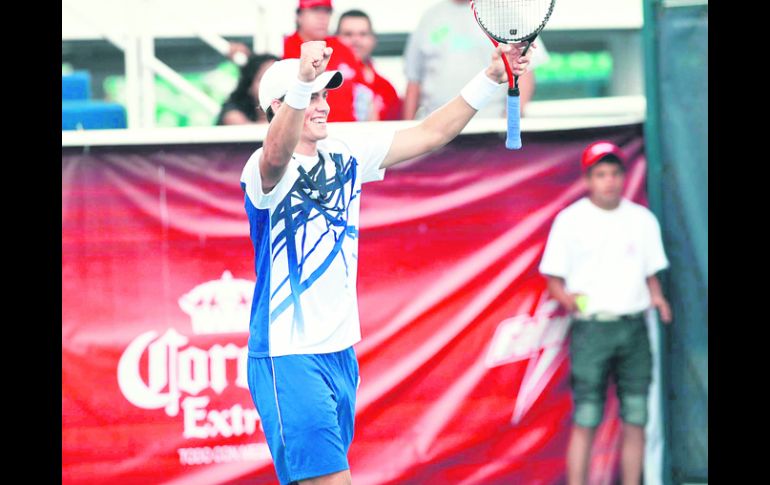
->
xmin=469 ymin=0 xmax=556 ymax=45
xmin=468 ymin=0 xmax=555 ymax=90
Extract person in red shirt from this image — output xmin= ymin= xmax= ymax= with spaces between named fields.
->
xmin=336 ymin=9 xmax=402 ymax=121
xmin=283 ymin=0 xmax=365 ymax=122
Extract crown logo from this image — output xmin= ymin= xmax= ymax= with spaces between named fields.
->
xmin=178 ymin=271 xmax=255 ymax=335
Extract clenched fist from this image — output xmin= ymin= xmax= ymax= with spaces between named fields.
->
xmin=299 ymin=41 xmax=334 ymax=82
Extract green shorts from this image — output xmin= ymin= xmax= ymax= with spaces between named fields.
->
xmin=569 ymin=315 xmax=652 ymax=428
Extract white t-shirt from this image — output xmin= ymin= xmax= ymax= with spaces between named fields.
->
xmin=241 ymin=132 xmax=394 ymax=357
xmin=539 ymin=197 xmax=669 ymax=315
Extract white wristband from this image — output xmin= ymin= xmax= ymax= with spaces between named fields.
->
xmin=460 ymin=70 xmax=503 ymax=111
xmin=284 ymin=77 xmax=315 ymax=110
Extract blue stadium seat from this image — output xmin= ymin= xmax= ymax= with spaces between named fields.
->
xmin=62 ymin=71 xmax=92 ymax=101
xmin=62 ymin=101 xmax=127 ymax=130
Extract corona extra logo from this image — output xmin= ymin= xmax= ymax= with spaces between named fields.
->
xmin=117 ymin=271 xmax=261 ymax=443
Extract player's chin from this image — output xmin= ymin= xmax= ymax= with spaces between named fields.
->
xmin=305 ymin=120 xmax=328 ymax=138
xmin=313 ymin=124 xmax=328 ymax=138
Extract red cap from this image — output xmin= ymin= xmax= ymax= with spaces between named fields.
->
xmin=298 ymin=0 xmax=332 ymax=9
xmin=581 ymin=141 xmax=625 ymax=172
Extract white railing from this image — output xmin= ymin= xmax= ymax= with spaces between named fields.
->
xmin=61 ymin=95 xmax=645 ymax=147
xmin=62 ymin=0 xmax=278 ymax=129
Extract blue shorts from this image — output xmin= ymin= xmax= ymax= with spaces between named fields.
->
xmin=247 ymin=347 xmax=359 ymax=485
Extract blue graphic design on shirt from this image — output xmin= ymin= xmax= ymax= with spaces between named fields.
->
xmin=269 ymin=152 xmax=360 ymax=334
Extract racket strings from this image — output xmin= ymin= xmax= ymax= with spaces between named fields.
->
xmin=474 ymin=0 xmax=554 ymax=42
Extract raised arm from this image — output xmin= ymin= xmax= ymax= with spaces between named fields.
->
xmin=259 ymin=41 xmax=333 ymax=192
xmin=381 ymin=43 xmax=533 ymax=169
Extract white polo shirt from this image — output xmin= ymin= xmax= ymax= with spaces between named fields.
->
xmin=539 ymin=197 xmax=669 ymax=316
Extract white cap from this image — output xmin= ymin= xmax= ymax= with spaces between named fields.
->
xmin=258 ymin=58 xmax=343 ymax=112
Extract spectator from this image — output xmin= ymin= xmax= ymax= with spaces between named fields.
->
xmin=336 ymin=9 xmax=402 ymax=121
xmin=403 ymin=0 xmax=550 ymax=119
xmin=539 ymin=142 xmax=672 ymax=485
xmin=283 ymin=0 xmax=366 ymax=122
xmin=217 ymin=53 xmax=279 ymax=125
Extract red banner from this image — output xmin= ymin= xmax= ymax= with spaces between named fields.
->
xmin=62 ymin=125 xmax=647 ymax=484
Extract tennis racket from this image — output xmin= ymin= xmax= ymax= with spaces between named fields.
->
xmin=470 ymin=0 xmax=556 ymax=149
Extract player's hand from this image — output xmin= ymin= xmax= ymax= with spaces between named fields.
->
xmin=510 ymin=42 xmax=535 ymax=76
xmin=485 ymin=42 xmax=535 ymax=84
xmin=299 ymin=41 xmax=333 ymax=82
xmin=563 ymin=293 xmax=580 ymax=313
xmin=652 ymin=296 xmax=672 ymax=323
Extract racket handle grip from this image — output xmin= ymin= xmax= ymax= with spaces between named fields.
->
xmin=505 ymin=92 xmax=522 ymax=150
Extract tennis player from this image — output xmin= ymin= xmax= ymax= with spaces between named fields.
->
xmin=241 ymin=40 xmax=532 ymax=485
